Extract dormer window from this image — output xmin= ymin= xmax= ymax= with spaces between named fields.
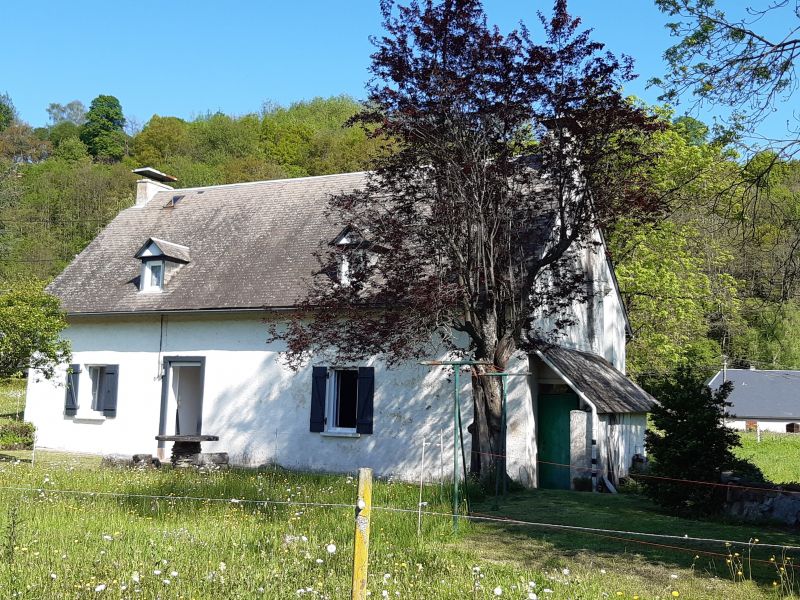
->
xmin=134 ymin=237 xmax=190 ymax=293
xmin=143 ymin=260 xmax=164 ymax=292
xmin=330 ymin=225 xmax=384 ymax=287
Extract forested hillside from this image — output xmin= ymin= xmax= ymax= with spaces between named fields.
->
xmin=0 ymin=91 xmax=797 ymax=379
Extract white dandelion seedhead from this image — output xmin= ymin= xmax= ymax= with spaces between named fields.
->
xmin=493 ymin=586 xmax=503 ymax=596
xmin=326 ymin=543 xmax=337 ymax=554
xmin=94 ymin=584 xmax=106 ymax=592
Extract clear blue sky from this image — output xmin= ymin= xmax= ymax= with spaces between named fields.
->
xmin=0 ymin=1 xmax=790 ymax=140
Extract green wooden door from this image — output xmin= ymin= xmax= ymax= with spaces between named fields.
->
xmin=538 ymin=393 xmax=579 ymax=489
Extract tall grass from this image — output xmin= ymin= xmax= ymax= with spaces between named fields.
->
xmin=0 ymin=455 xmax=796 ymax=599
xmin=737 ymin=431 xmax=800 ymax=484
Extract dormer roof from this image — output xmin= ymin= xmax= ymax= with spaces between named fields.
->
xmin=134 ymin=237 xmax=191 ymax=264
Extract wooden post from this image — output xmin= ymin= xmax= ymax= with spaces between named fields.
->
xmin=351 ymin=468 xmax=372 ymax=600
xmin=453 ymin=368 xmax=460 ymax=531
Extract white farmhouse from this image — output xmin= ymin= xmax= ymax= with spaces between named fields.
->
xmin=709 ymin=368 xmax=800 ymax=434
xmin=25 ymin=168 xmax=655 ymax=489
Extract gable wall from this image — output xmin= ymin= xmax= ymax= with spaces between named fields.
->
xmin=536 ymin=231 xmax=627 ymax=372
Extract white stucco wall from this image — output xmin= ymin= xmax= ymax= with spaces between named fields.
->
xmin=726 ymin=419 xmax=800 ymax=433
xmin=26 ymin=313 xmax=536 ymax=484
xmin=600 ymin=413 xmax=647 ymax=482
xmin=535 ymin=232 xmax=627 ymax=372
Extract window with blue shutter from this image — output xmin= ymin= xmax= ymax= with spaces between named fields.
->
xmin=356 ymin=367 xmax=375 ymax=434
xmin=309 ymin=366 xmax=327 ymax=432
xmin=100 ymin=365 xmax=119 ymax=417
xmin=64 ymin=364 xmax=80 ymax=416
xmin=310 ymin=366 xmax=375 ymax=435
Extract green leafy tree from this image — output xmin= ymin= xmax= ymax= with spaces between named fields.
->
xmin=0 ymin=93 xmax=15 ymax=132
xmin=80 ymin=95 xmax=126 ymax=162
xmin=53 ymin=137 xmax=90 ymax=163
xmin=644 ymin=369 xmax=743 ymax=515
xmin=0 ymin=278 xmax=70 ymax=379
xmin=48 ymin=121 xmax=81 ymax=149
xmin=614 ymin=219 xmax=741 ymax=377
xmin=132 ymin=115 xmax=190 ymax=167
xmin=46 ymin=100 xmax=87 ymax=125
xmin=261 ymin=96 xmax=383 ymax=176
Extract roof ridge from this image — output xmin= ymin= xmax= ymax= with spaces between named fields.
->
xmin=158 ymin=170 xmax=370 ymax=194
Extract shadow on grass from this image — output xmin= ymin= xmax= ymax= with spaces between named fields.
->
xmin=469 ymin=489 xmax=800 ymax=590
xmin=0 ymin=452 xmax=31 ymax=463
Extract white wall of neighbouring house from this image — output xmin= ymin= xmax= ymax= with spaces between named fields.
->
xmin=726 ymin=419 xmax=800 ymax=433
xmin=25 ymin=312 xmax=537 ymax=484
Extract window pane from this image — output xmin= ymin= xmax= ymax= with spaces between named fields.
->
xmin=150 ymin=263 xmax=163 ymax=287
xmin=90 ymin=367 xmax=104 ymax=411
xmin=336 ymin=370 xmax=358 ymax=429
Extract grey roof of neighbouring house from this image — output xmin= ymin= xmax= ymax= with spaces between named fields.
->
xmin=535 ymin=345 xmax=658 ymax=414
xmin=708 ymin=369 xmax=800 ymax=419
xmin=48 ymin=172 xmax=369 ymax=314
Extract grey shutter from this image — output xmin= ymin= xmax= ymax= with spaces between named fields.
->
xmin=356 ymin=367 xmax=374 ymax=434
xmin=310 ymin=366 xmax=327 ymax=432
xmin=101 ymin=365 xmax=119 ymax=417
xmin=64 ymin=364 xmax=80 ymax=416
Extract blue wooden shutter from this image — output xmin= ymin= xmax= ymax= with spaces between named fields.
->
xmin=101 ymin=365 xmax=119 ymax=417
xmin=310 ymin=366 xmax=327 ymax=432
xmin=356 ymin=366 xmax=374 ymax=434
xmin=64 ymin=364 xmax=80 ymax=416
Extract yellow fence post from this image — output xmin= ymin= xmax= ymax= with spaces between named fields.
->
xmin=351 ymin=467 xmax=373 ymax=600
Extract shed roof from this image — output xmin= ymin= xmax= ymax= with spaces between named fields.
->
xmin=48 ymin=172 xmax=368 ymax=314
xmin=535 ymin=345 xmax=657 ymax=414
xmin=708 ymin=369 xmax=800 ymax=419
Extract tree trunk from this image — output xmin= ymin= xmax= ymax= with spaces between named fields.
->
xmin=468 ymin=317 xmax=514 ymax=481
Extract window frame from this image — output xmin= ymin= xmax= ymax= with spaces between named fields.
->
xmin=324 ymin=368 xmax=360 ymax=434
xmin=141 ymin=259 xmax=165 ymax=293
xmin=73 ymin=363 xmax=117 ymax=420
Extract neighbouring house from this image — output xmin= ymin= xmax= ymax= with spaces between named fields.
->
xmin=25 ymin=168 xmax=656 ymax=489
xmin=709 ymin=368 xmax=800 ymax=433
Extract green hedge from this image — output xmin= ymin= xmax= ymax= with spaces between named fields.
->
xmin=0 ymin=421 xmax=34 ymax=450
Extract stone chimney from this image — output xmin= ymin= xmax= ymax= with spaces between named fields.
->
xmin=132 ymin=167 xmax=178 ymax=207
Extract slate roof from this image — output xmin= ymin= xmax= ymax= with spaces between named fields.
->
xmin=535 ymin=345 xmax=657 ymax=414
xmin=708 ymin=369 xmax=800 ymax=419
xmin=48 ymin=172 xmax=368 ymax=314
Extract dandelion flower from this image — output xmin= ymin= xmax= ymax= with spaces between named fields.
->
xmin=672 ymin=592 xmax=680 ymax=597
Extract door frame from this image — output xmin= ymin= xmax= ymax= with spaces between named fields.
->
xmin=158 ymin=356 xmax=206 ymax=452
xmin=537 ymin=391 xmax=580 ymax=490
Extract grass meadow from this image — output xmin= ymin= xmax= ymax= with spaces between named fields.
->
xmin=0 ymin=380 xmax=798 ymax=598
xmin=737 ymin=431 xmax=800 ymax=484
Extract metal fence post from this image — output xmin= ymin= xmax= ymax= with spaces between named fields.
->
xmin=351 ymin=467 xmax=372 ymax=600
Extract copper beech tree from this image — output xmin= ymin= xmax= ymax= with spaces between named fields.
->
xmin=275 ymin=0 xmax=664 ymax=479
